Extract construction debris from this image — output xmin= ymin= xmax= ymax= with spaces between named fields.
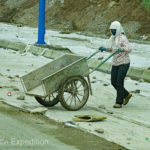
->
xmin=95 ymin=128 xmax=104 ymax=134
xmin=73 ymin=115 xmax=107 ymax=122
xmin=30 ymin=107 xmax=48 ymax=114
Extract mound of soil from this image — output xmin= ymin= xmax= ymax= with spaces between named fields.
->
xmin=0 ymin=0 xmax=150 ymax=40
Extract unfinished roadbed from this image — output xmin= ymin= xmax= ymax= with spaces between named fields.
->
xmin=0 ymin=39 xmax=150 ymax=83
xmin=0 ymin=47 xmax=150 ymax=150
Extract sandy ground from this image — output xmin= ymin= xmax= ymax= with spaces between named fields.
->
xmin=0 ymin=48 xmax=150 ymax=150
xmin=0 ymin=102 xmax=127 ymax=150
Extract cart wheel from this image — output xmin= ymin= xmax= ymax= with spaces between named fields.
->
xmin=58 ymin=76 xmax=89 ymax=111
xmin=35 ymin=92 xmax=59 ymax=107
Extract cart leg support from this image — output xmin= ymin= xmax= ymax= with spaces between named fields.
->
xmin=87 ymin=75 xmax=92 ymax=95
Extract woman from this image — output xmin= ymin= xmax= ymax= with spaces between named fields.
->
xmin=99 ymin=21 xmax=132 ymax=108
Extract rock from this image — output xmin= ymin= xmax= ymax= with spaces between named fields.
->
xmin=15 ymin=74 xmax=20 ymax=78
xmin=98 ymin=105 xmax=106 ymax=109
xmin=135 ymin=89 xmax=140 ymax=93
xmin=8 ymin=76 xmax=13 ymax=79
xmin=91 ymin=80 xmax=96 ymax=84
xmin=6 ymin=69 xmax=10 ymax=71
xmin=60 ymin=31 xmax=72 ymax=34
xmin=125 ymin=77 xmax=131 ymax=80
xmin=127 ymin=142 xmax=130 ymax=144
xmin=65 ymin=121 xmax=75 ymax=125
xmin=20 ymin=104 xmax=27 ymax=108
xmin=139 ymin=79 xmax=144 ymax=83
xmin=103 ymin=83 xmax=110 ymax=86
xmin=64 ymin=121 xmax=76 ymax=127
xmin=89 ymin=123 xmax=92 ymax=126
xmin=17 ymin=24 xmax=23 ymax=27
xmin=107 ymin=111 xmax=114 ymax=114
xmin=30 ymin=107 xmax=48 ymax=114
xmin=92 ymin=76 xmax=96 ymax=79
xmin=108 ymin=1 xmax=116 ymax=8
xmin=95 ymin=128 xmax=104 ymax=134
xmin=98 ymin=56 xmax=103 ymax=60
xmin=17 ymin=95 xmax=25 ymax=100
xmin=131 ymin=89 xmax=140 ymax=94
xmin=13 ymin=87 xmax=20 ymax=91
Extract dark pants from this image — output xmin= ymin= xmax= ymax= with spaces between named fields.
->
xmin=111 ymin=63 xmax=130 ymax=105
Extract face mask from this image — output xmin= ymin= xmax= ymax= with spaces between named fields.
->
xmin=111 ymin=29 xmax=116 ymax=36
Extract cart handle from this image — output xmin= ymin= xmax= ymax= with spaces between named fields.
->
xmin=88 ymin=51 xmax=117 ymax=74
xmin=86 ymin=50 xmax=100 ymax=60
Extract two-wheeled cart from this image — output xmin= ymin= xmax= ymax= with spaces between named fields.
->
xmin=21 ymin=50 xmax=116 ymax=111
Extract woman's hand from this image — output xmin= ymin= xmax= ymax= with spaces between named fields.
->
xmin=99 ymin=46 xmax=106 ymax=52
xmin=117 ymin=48 xmax=123 ymax=53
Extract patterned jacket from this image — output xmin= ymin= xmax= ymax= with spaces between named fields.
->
xmin=107 ymin=34 xmax=131 ymax=66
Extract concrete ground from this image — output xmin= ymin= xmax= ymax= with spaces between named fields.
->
xmin=0 ymin=48 xmax=150 ymax=150
xmin=0 ymin=102 xmax=127 ymax=150
xmin=0 ymin=23 xmax=150 ymax=69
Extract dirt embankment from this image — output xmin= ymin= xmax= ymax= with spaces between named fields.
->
xmin=0 ymin=0 xmax=150 ymax=40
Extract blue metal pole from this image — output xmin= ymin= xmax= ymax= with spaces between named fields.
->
xmin=36 ymin=0 xmax=46 ymax=45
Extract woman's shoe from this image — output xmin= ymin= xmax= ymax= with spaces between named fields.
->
xmin=113 ymin=104 xmax=122 ymax=108
xmin=123 ymin=93 xmax=132 ymax=105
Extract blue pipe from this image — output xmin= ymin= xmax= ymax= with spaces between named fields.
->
xmin=36 ymin=0 xmax=46 ymax=45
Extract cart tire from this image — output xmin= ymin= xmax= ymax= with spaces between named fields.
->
xmin=58 ymin=76 xmax=89 ymax=111
xmin=35 ymin=93 xmax=59 ymax=107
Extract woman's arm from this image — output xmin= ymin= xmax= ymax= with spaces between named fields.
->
xmin=119 ymin=35 xmax=131 ymax=53
xmin=106 ymin=48 xmax=112 ymax=52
